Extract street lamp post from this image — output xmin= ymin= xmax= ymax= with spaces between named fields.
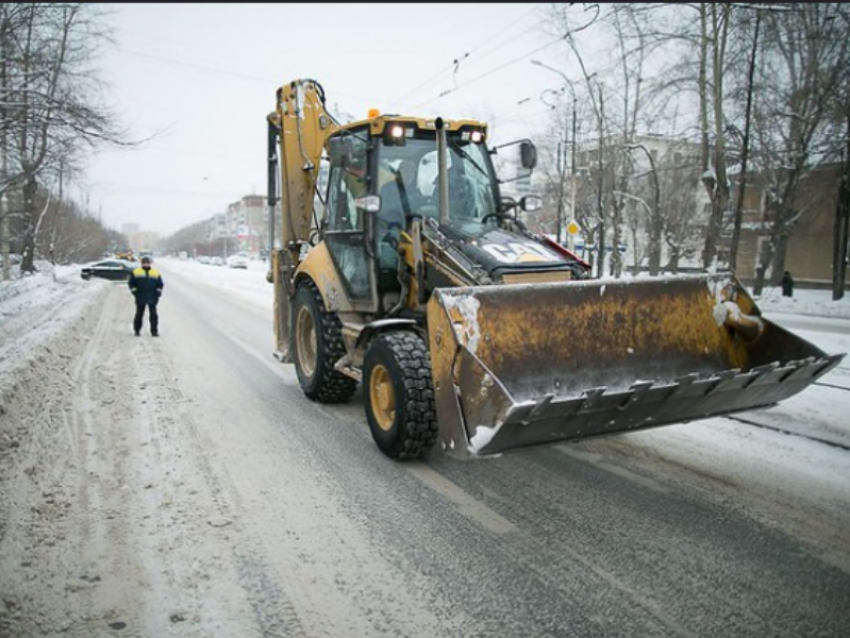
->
xmin=624 ymin=143 xmax=662 ymax=275
xmin=556 ymin=140 xmax=565 ymax=244
xmin=532 ymin=60 xmax=578 ymax=250
xmin=569 ymin=95 xmax=577 ymax=251
xmin=0 ymin=192 xmax=8 ymax=281
xmin=613 ymin=190 xmax=652 ymax=216
xmin=730 ymin=9 xmax=761 ymax=273
xmin=540 ymin=87 xmax=566 ymax=244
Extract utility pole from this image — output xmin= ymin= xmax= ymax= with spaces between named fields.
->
xmin=625 ymin=143 xmax=662 ymax=275
xmin=730 ymin=8 xmax=760 ymax=273
xmin=0 ymin=191 xmax=8 ymax=282
xmin=1 ymin=32 xmax=8 ymax=282
xmin=834 ymin=109 xmax=850 ymax=300
xmin=1 ymin=84 xmax=8 ymax=281
xmin=569 ymin=96 xmax=577 ymax=252
xmin=556 ymin=140 xmax=565 ymax=244
xmin=531 ymin=59 xmax=579 ymax=248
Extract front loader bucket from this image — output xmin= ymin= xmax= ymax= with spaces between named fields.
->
xmin=426 ymin=274 xmax=844 ymax=459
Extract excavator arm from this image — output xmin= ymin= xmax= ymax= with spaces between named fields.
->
xmin=267 ymin=79 xmax=338 ymax=361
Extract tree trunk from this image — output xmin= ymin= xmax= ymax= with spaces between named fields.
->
xmin=770 ymin=233 xmax=789 ymax=286
xmin=664 ymin=234 xmax=680 ymax=274
xmin=702 ymin=193 xmax=726 ymax=269
xmin=752 ymin=224 xmax=782 ymax=296
xmin=610 ymin=201 xmax=623 ymax=278
xmin=19 ymin=175 xmax=37 ymax=274
xmin=834 ymin=112 xmax=850 ymax=301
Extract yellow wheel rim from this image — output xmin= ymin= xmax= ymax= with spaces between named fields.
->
xmin=369 ymin=364 xmax=396 ymax=432
xmin=295 ymin=305 xmax=317 ymax=378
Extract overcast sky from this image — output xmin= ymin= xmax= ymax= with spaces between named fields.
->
xmin=78 ymin=2 xmax=598 ymax=237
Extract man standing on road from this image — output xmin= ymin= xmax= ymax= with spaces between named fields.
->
xmin=128 ymin=256 xmax=164 ymax=336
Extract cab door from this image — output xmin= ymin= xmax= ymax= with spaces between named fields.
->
xmin=323 ymin=132 xmax=376 ymax=307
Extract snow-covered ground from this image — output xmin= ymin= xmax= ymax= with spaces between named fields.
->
xmin=2 ymin=256 xmax=849 ymax=419
xmin=1 ymin=258 xmax=848 ymax=635
xmin=137 ymin=258 xmax=850 ymax=472
xmin=0 ymin=261 xmax=846 ymax=452
xmin=2 ymin=258 xmax=847 ymax=383
xmin=2 ymin=257 xmax=848 ymax=454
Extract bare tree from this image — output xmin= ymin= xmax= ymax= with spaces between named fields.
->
xmin=621 ymin=3 xmax=751 ymax=271
xmin=605 ymin=3 xmax=671 ymax=277
xmin=659 ymin=144 xmax=704 ymax=273
xmin=546 ymin=3 xmax=732 ymax=277
xmin=748 ymin=3 xmax=850 ymax=294
xmin=560 ymin=10 xmax=616 ymax=277
xmin=0 ymin=3 xmax=127 ymax=276
xmin=528 ymin=129 xmax=564 ymax=238
xmin=530 ymin=3 xmax=849 ymax=291
xmin=30 ymin=184 xmax=119 ymax=264
xmin=695 ymin=3 xmax=736 ymax=271
xmin=836 ymin=105 xmax=850 ymax=300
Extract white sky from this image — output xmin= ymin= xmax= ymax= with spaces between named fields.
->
xmin=78 ymin=2 xmax=593 ymax=237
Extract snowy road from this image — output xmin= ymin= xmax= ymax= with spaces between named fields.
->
xmin=1 ymin=262 xmax=849 ymax=637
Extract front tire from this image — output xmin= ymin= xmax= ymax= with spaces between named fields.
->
xmin=292 ymin=281 xmax=357 ymax=403
xmin=364 ymin=331 xmax=437 ymax=460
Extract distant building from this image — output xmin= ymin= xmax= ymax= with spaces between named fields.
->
xmin=730 ymin=163 xmax=847 ymax=286
xmin=121 ymin=223 xmax=139 ymax=237
xmin=213 ymin=194 xmax=269 ymax=257
xmin=120 ymin=223 xmax=160 ymax=258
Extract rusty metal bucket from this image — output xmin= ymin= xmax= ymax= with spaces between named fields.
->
xmin=426 ymin=273 xmax=844 ymax=459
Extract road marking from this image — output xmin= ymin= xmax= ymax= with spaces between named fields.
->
xmin=404 ymin=463 xmax=518 ymax=535
xmin=557 ymin=445 xmax=673 ymax=494
xmin=216 ymin=323 xmax=300 ymax=384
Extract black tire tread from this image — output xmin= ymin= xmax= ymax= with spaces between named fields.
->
xmin=367 ymin=331 xmax=438 ymax=460
xmin=296 ymin=281 xmax=357 ymax=403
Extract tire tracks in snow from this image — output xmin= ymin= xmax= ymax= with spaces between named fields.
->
xmin=123 ymin=288 xmax=309 ymax=637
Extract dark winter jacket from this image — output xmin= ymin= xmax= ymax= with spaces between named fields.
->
xmin=128 ymin=266 xmax=164 ymax=304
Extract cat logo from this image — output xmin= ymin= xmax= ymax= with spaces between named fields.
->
xmin=482 ymin=242 xmax=557 ymax=264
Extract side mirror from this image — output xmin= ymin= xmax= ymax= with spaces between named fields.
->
xmin=520 ymin=195 xmax=542 ymax=212
xmin=329 ymin=137 xmax=351 ymax=168
xmin=520 ymin=141 xmax=538 ymax=170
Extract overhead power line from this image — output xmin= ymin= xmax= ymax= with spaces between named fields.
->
xmin=116 ymin=47 xmax=279 ymax=84
xmin=392 ymin=5 xmax=545 ymax=108
xmin=404 ymin=3 xmax=602 ymax=111
xmin=408 ymin=32 xmax=569 ymax=111
xmin=90 ymin=179 xmax=241 ymax=199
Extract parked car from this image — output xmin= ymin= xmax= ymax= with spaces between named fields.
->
xmin=226 ymin=253 xmax=248 ymax=269
xmin=209 ymin=256 xmax=225 ymax=266
xmin=80 ymin=259 xmax=137 ymax=281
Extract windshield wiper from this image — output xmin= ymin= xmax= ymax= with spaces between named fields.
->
xmin=448 ymin=139 xmax=489 ymax=180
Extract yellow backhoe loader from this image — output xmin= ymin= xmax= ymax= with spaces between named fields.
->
xmin=266 ymin=78 xmax=844 ymax=460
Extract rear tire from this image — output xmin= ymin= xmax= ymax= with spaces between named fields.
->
xmin=293 ymin=281 xmax=357 ymax=403
xmin=363 ymin=331 xmax=437 ymax=460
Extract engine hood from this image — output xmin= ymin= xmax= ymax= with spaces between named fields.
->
xmin=442 ymin=224 xmax=570 ymax=276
